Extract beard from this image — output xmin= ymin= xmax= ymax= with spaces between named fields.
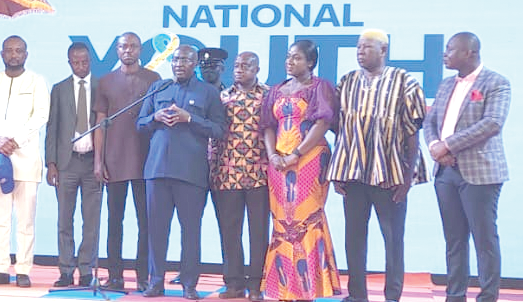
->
xmin=5 ymin=61 xmax=25 ymax=71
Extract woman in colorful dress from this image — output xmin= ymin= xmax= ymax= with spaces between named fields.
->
xmin=260 ymin=39 xmax=341 ymax=302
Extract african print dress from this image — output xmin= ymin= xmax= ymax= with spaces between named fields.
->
xmin=260 ymin=76 xmax=341 ymax=300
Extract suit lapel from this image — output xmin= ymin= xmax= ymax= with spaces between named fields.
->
xmin=65 ymin=76 xmax=76 ymax=118
xmin=456 ymin=68 xmax=487 ymax=119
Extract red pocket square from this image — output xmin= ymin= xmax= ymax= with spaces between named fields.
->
xmin=471 ymin=90 xmax=483 ymax=101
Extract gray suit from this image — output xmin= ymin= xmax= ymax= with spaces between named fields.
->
xmin=423 ymin=67 xmax=511 ymax=302
xmin=45 ymin=75 xmax=101 ymax=277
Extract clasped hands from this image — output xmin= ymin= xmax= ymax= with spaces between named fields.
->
xmin=269 ymin=153 xmax=299 ymax=171
xmin=0 ymin=136 xmax=19 ymax=156
xmin=429 ymin=140 xmax=456 ymax=167
xmin=154 ymin=104 xmax=190 ymax=127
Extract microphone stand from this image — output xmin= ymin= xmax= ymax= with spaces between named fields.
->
xmin=48 ymin=80 xmax=173 ymax=300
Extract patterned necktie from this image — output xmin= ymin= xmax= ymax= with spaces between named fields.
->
xmin=76 ymin=79 xmax=88 ymax=133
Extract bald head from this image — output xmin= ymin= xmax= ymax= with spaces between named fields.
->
xmin=444 ymin=32 xmax=481 ymax=76
xmin=450 ymin=32 xmax=480 ymax=54
xmin=238 ymin=51 xmax=259 ymax=67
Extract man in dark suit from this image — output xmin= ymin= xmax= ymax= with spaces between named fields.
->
xmin=137 ymin=45 xmax=226 ymax=299
xmin=45 ymin=42 xmax=101 ymax=287
xmin=424 ymin=32 xmax=511 ymax=302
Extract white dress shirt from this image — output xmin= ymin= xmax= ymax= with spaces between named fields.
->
xmin=72 ymin=73 xmax=93 ymax=153
xmin=441 ymin=64 xmax=483 ymax=140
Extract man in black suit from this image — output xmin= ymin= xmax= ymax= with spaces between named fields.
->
xmin=45 ymin=42 xmax=101 ymax=287
xmin=137 ymin=45 xmax=226 ymax=299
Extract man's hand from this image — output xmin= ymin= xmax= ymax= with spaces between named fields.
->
xmin=154 ymin=107 xmax=178 ymax=127
xmin=46 ymin=163 xmax=59 ymax=187
xmin=169 ymin=104 xmax=191 ymax=123
xmin=269 ymin=154 xmax=286 ymax=171
xmin=0 ymin=137 xmax=19 ymax=156
xmin=429 ymin=141 xmax=450 ymax=161
xmin=154 ymin=104 xmax=191 ymax=127
xmin=438 ymin=154 xmax=456 ymax=167
xmin=332 ymin=181 xmax=347 ymax=196
xmin=392 ymin=182 xmax=411 ymax=203
xmin=94 ymin=160 xmax=109 ymax=183
xmin=281 ymin=154 xmax=299 ymax=169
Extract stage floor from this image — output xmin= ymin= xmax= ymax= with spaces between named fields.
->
xmin=0 ymin=265 xmax=522 ymax=301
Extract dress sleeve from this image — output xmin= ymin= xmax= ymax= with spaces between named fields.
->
xmin=260 ymin=84 xmax=279 ymax=131
xmin=304 ymin=77 xmax=336 ymax=124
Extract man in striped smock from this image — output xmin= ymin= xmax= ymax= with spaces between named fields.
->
xmin=327 ymin=29 xmax=429 ymax=302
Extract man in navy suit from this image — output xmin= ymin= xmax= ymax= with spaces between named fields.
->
xmin=137 ymin=45 xmax=226 ymax=299
xmin=424 ymin=32 xmax=511 ymax=302
xmin=45 ymin=42 xmax=100 ymax=288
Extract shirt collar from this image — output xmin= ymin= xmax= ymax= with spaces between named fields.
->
xmin=72 ymin=73 xmax=91 ymax=85
xmin=455 ymin=63 xmax=483 ymax=83
xmin=229 ymin=79 xmax=261 ymax=94
xmin=174 ymin=73 xmax=198 ymax=87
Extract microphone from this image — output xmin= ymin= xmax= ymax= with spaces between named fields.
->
xmin=71 ymin=80 xmax=174 ymax=143
xmin=156 ymin=79 xmax=173 ymax=92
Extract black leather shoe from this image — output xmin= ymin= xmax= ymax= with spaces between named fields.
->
xmin=0 ymin=273 xmax=10 ymax=284
xmin=143 ymin=284 xmax=165 ymax=297
xmin=137 ymin=280 xmax=149 ymax=292
xmin=53 ymin=273 xmax=73 ymax=287
xmin=219 ymin=287 xmax=245 ymax=299
xmin=79 ymin=274 xmax=93 ymax=287
xmin=16 ymin=274 xmax=31 ymax=288
xmin=101 ymin=278 xmax=124 ymax=290
xmin=183 ymin=287 xmax=200 ymax=300
xmin=169 ymin=274 xmax=181 ymax=284
xmin=248 ymin=290 xmax=264 ymax=302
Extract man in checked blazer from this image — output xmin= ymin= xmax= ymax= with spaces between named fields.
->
xmin=45 ymin=42 xmax=101 ymax=288
xmin=424 ymin=32 xmax=511 ymax=302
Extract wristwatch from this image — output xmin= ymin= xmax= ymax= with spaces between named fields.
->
xmin=292 ymin=147 xmax=302 ymax=157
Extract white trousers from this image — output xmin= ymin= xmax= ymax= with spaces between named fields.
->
xmin=0 ymin=181 xmax=38 ymax=275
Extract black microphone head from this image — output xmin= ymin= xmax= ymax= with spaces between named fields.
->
xmin=158 ymin=79 xmax=174 ymax=91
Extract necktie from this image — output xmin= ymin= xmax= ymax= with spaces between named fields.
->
xmin=76 ymin=79 xmax=88 ymax=133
